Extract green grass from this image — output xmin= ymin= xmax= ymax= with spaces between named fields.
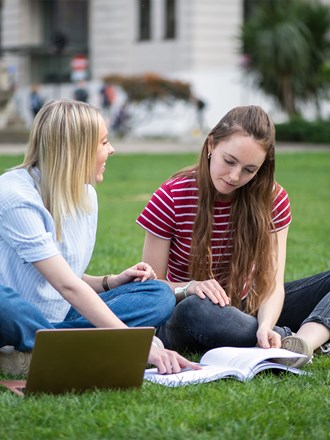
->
xmin=0 ymin=151 xmax=329 ymax=440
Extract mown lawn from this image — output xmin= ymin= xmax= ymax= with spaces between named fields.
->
xmin=0 ymin=151 xmax=329 ymax=440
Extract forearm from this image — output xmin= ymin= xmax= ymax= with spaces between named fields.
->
xmin=257 ymin=287 xmax=285 ymax=330
xmin=34 ymin=257 xmax=127 ymax=329
xmin=60 ymin=278 xmax=127 ymax=329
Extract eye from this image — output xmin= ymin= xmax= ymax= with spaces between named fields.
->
xmin=224 ymin=159 xmax=234 ymax=165
xmin=245 ymin=168 xmax=255 ymax=174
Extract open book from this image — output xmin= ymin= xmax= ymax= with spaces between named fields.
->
xmin=144 ymin=346 xmax=309 ymax=387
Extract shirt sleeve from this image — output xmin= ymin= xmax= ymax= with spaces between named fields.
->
xmin=271 ymin=185 xmax=292 ymax=232
xmin=136 ymin=181 xmax=176 ymax=240
xmin=0 ymin=199 xmax=59 ymax=263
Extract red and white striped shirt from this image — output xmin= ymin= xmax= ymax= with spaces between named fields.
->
xmin=137 ymin=174 xmax=292 ymax=283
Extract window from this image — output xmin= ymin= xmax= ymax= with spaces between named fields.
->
xmin=41 ymin=0 xmax=88 ymax=83
xmin=138 ymin=0 xmax=151 ymax=41
xmin=164 ymin=0 xmax=176 ymax=39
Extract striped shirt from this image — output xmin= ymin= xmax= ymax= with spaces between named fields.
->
xmin=136 ymin=174 xmax=291 ymax=283
xmin=0 ymin=168 xmax=98 ymax=323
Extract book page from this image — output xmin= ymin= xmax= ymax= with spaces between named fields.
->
xmin=144 ymin=365 xmax=245 ymax=387
xmin=200 ymin=347 xmax=305 ymax=377
xmin=144 ymin=347 xmax=307 ymax=387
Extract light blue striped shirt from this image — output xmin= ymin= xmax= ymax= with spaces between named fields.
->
xmin=0 ymin=168 xmax=98 ymax=322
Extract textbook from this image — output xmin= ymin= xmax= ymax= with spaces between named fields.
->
xmin=144 ymin=346 xmax=309 ymax=387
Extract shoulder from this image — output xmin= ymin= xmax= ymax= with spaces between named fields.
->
xmin=273 ymin=183 xmax=290 ymax=206
xmin=86 ymin=184 xmax=98 ymax=212
xmin=161 ymin=173 xmax=197 ymax=194
xmin=0 ymin=169 xmax=37 ymax=202
xmin=271 ymin=183 xmax=292 ymax=230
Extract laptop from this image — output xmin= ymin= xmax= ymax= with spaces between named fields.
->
xmin=0 ymin=327 xmax=154 ymax=397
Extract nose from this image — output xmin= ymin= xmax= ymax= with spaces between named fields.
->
xmin=108 ymin=143 xmax=115 ymax=155
xmin=229 ymin=167 xmax=241 ymax=182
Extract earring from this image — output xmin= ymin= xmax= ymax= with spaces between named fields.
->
xmin=207 ymin=152 xmax=212 ymax=159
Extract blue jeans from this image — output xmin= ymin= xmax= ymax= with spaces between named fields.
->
xmin=0 ymin=280 xmax=175 ymax=351
xmin=0 ymin=285 xmax=54 ymax=351
xmin=157 ymin=271 xmax=330 ymax=352
xmin=56 ymin=280 xmax=175 ymax=329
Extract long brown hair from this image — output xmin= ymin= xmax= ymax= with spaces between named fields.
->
xmin=174 ymin=106 xmax=277 ymax=314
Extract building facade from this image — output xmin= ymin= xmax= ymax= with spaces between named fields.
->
xmin=1 ymin=0 xmax=329 ymax=131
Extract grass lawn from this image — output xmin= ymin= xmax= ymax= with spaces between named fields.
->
xmin=0 ymin=151 xmax=329 ymax=440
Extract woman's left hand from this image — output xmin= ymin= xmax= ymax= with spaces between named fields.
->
xmin=111 ymin=262 xmax=157 ymax=288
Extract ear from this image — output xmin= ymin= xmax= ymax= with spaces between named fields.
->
xmin=207 ymin=135 xmax=214 ymax=156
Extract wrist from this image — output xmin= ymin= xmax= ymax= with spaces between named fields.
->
xmin=174 ymin=280 xmax=196 ymax=300
xmin=102 ymin=274 xmax=114 ymax=291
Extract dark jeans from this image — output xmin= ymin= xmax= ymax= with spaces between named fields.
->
xmin=157 ymin=271 xmax=330 ymax=352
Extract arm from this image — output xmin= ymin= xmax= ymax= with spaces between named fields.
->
xmin=256 ymin=227 xmax=289 ymax=348
xmin=34 ymin=255 xmax=127 ymax=329
xmin=142 ymin=232 xmax=230 ymax=306
xmin=82 ymin=261 xmax=157 ymax=293
xmin=142 ymin=231 xmax=170 ymax=279
xmin=34 ymin=254 xmax=197 ymax=373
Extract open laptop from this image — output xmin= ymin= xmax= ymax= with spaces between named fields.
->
xmin=0 ymin=327 xmax=154 ymax=397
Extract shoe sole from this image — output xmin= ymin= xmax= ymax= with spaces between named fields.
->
xmin=280 ymin=336 xmax=313 ymax=368
xmin=0 ymin=346 xmax=31 ymax=375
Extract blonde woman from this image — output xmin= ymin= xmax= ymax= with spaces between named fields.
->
xmin=137 ymin=106 xmax=330 ymax=367
xmin=0 ymin=99 xmax=196 ymax=374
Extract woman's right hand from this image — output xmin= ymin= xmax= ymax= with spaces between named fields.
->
xmin=148 ymin=345 xmax=200 ymax=375
xmin=187 ymin=279 xmax=230 ymax=307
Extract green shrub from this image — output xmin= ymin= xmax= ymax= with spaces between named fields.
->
xmin=275 ymin=118 xmax=330 ymax=143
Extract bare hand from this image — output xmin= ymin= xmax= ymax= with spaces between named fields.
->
xmin=189 ymin=279 xmax=230 ymax=307
xmin=256 ymin=327 xmax=281 ymax=349
xmin=148 ymin=345 xmax=201 ymax=375
xmin=115 ymin=262 xmax=158 ymax=286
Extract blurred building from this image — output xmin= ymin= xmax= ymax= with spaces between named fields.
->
xmin=0 ymin=0 xmax=329 ymax=132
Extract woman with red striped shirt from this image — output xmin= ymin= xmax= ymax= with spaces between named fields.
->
xmin=137 ymin=106 xmax=330 ymax=367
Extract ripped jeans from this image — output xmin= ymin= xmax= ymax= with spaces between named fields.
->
xmin=157 ymin=271 xmax=330 ymax=352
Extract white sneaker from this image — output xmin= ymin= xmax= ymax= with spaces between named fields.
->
xmin=0 ymin=345 xmax=31 ymax=375
xmin=315 ymin=340 xmax=330 ymax=355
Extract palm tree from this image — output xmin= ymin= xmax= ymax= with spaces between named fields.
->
xmin=241 ymin=0 xmax=330 ymax=118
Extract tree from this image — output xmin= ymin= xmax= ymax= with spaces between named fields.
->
xmin=241 ymin=0 xmax=330 ymax=118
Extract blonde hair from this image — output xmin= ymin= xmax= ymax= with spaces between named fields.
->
xmin=173 ymin=105 xmax=277 ymax=314
xmin=16 ymin=99 xmax=101 ymax=240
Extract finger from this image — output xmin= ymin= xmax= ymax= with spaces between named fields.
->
xmin=176 ymin=354 xmax=201 ymax=371
xmin=197 ymin=286 xmax=225 ymax=306
xmin=193 ymin=289 xmax=206 ymax=300
xmin=211 ymin=283 xmax=230 ymax=306
xmin=258 ymin=335 xmax=270 ymax=349
xmin=160 ymin=353 xmax=174 ymax=375
xmin=270 ymin=333 xmax=281 ymax=348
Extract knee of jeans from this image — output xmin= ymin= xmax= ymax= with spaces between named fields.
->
xmin=158 ymin=282 xmax=176 ymax=311
xmin=147 ymin=280 xmax=175 ymax=320
xmin=169 ymin=295 xmax=206 ymax=326
xmin=170 ymin=296 xmax=243 ymax=327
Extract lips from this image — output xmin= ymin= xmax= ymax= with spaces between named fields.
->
xmin=222 ymin=179 xmax=236 ymax=188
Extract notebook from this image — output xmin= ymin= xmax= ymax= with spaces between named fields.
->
xmin=0 ymin=327 xmax=154 ymax=397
